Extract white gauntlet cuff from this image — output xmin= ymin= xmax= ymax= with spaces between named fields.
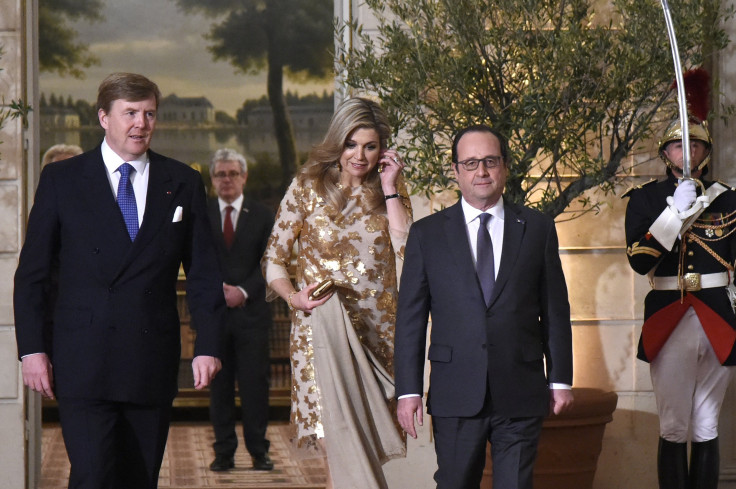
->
xmin=649 ymin=196 xmax=710 ymax=250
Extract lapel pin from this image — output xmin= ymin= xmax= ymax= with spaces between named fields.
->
xmin=166 ymin=191 xmax=172 ymax=195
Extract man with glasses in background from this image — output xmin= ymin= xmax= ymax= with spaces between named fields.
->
xmin=395 ymin=124 xmax=574 ymax=489
xmin=206 ymin=148 xmax=275 ymax=472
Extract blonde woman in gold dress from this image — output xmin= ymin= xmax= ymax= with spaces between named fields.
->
xmin=262 ymin=97 xmax=412 ymax=488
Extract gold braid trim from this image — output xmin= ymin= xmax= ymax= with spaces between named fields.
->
xmin=693 ymin=209 xmax=736 ymax=223
xmin=685 ymin=232 xmax=735 ymax=271
xmin=679 ymin=238 xmax=687 ymax=302
xmin=690 ymin=223 xmax=736 ymax=242
xmin=690 ymin=211 xmax=736 ymax=242
xmin=627 ymin=243 xmax=662 ymax=258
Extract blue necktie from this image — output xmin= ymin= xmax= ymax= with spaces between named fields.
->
xmin=117 ymin=163 xmax=139 ymax=241
xmin=476 ymin=213 xmax=495 ymax=306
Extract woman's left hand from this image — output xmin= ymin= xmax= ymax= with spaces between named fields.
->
xmin=378 ymin=149 xmax=405 ymax=193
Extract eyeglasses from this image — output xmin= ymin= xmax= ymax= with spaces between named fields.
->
xmin=455 ymin=156 xmax=503 ymax=171
xmin=212 ymin=171 xmax=243 ymax=180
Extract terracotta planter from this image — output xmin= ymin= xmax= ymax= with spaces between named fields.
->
xmin=481 ymin=387 xmax=618 ymax=489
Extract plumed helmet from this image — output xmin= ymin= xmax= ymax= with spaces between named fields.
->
xmin=658 ymin=68 xmax=712 ymax=173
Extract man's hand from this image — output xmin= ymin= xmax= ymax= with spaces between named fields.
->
xmin=21 ymin=353 xmax=55 ymax=399
xmin=673 ymin=180 xmax=697 ymax=212
xmin=223 ymin=284 xmax=246 ymax=308
xmin=192 ymin=355 xmax=222 ymax=390
xmin=550 ymin=388 xmax=574 ymax=415
xmin=397 ymin=396 xmax=423 ymax=439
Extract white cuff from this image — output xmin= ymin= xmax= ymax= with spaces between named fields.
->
xmin=236 ymin=286 xmax=248 ymax=301
xmin=648 ymin=203 xmax=685 ymax=251
xmin=398 ymin=393 xmax=421 ymax=399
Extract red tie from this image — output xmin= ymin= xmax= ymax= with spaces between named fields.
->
xmin=223 ymin=206 xmax=235 ymax=248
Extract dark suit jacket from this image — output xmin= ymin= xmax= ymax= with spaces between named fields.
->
xmin=207 ymin=198 xmax=274 ymax=329
xmin=14 ymin=145 xmax=225 ymax=406
xmin=395 ymin=200 xmax=572 ymax=419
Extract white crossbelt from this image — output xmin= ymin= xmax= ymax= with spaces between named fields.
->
xmin=652 ymin=272 xmax=730 ymax=291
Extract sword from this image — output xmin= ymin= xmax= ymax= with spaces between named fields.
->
xmin=660 ymin=0 xmax=692 ymax=180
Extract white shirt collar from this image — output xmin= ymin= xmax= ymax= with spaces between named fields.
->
xmin=219 ymin=193 xmax=244 ymax=214
xmin=101 ymin=138 xmax=149 ymax=176
xmin=461 ymin=196 xmax=505 ymax=224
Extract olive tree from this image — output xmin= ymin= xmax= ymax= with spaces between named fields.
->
xmin=338 ymin=0 xmax=733 ymax=218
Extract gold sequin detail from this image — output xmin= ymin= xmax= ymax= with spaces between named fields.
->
xmin=262 ymin=178 xmax=412 ymax=450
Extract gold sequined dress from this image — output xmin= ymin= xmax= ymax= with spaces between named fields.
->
xmin=262 ymin=177 xmax=410 ymax=487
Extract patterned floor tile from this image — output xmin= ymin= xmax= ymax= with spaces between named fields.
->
xmin=41 ymin=421 xmax=326 ymax=489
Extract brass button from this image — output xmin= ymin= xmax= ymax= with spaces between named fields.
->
xmin=688 ymin=251 xmax=694 ymax=256
xmin=687 ymin=265 xmax=694 ymax=270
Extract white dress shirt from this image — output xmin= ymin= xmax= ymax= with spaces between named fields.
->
xmin=218 ymin=194 xmax=244 ymax=231
xmin=101 ymin=138 xmax=149 ymax=226
xmin=461 ymin=196 xmax=504 ymax=276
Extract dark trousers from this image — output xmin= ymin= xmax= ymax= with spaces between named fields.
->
xmin=432 ymin=396 xmax=544 ymax=489
xmin=57 ymin=397 xmax=172 ymax=489
xmin=209 ymin=323 xmax=270 ymax=458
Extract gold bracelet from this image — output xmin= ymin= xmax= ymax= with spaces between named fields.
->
xmin=287 ymin=291 xmax=297 ymax=310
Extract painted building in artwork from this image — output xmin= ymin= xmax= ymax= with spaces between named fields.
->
xmin=158 ymin=94 xmax=215 ymax=125
xmin=39 ymin=106 xmax=79 ymax=129
xmin=244 ymin=104 xmax=334 ymax=133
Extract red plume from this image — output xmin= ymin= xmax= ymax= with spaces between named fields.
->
xmin=670 ymin=68 xmax=711 ymax=122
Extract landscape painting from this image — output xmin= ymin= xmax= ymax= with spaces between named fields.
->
xmin=40 ymin=0 xmax=335 ymax=208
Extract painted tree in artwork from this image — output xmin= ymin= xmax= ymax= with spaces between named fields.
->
xmin=173 ymin=0 xmax=334 ymax=191
xmin=38 ymin=0 xmax=104 ymax=77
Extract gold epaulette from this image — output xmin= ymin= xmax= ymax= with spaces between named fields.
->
xmin=621 ymin=178 xmax=657 ymax=199
xmin=716 ymin=180 xmax=736 ymax=192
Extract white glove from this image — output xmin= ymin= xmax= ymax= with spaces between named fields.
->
xmin=672 ymin=180 xmax=697 ymax=212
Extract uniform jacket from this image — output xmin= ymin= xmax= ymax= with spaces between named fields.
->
xmin=14 ymin=146 xmax=225 ymax=405
xmin=625 ymin=174 xmax=736 ymax=365
xmin=207 ymin=198 xmax=274 ymax=329
xmin=394 ymin=200 xmax=573 ymax=419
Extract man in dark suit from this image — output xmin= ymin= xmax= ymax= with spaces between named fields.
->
xmin=14 ymin=72 xmax=224 ymax=489
xmin=395 ymin=125 xmax=574 ymax=489
xmin=206 ymin=148 xmax=275 ymax=472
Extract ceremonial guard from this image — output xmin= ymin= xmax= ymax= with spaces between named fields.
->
xmin=624 ymin=69 xmax=736 ymax=489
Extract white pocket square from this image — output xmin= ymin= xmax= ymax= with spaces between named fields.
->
xmin=172 ymin=206 xmax=183 ymax=222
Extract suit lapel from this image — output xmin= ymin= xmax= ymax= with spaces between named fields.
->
xmin=489 ymin=202 xmax=526 ymax=306
xmin=443 ymin=202 xmax=485 ymax=304
xmin=233 ymin=201 xmax=251 ymax=246
xmin=112 ymin=151 xmax=178 ymax=280
xmin=81 ymin=147 xmax=132 ymax=246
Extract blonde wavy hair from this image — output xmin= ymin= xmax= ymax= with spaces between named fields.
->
xmin=297 ymin=97 xmax=391 ymax=218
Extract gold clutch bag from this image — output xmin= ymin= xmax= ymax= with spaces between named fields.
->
xmin=309 ymin=279 xmax=335 ymax=300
